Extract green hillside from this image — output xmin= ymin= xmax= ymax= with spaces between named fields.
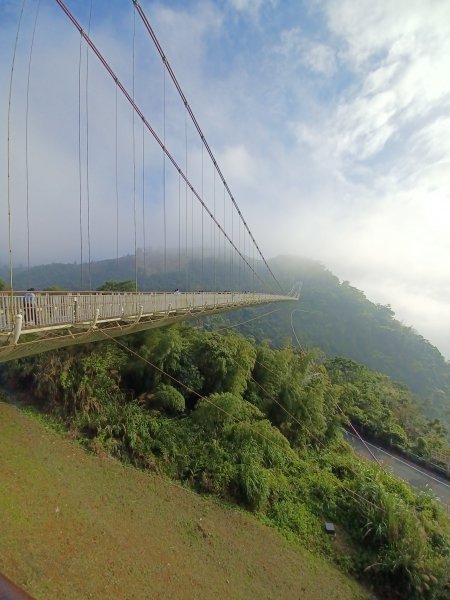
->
xmin=0 ymin=400 xmax=371 ymax=600
xmin=2 ymin=325 xmax=450 ymax=599
xmin=205 ymin=256 xmax=450 ymax=429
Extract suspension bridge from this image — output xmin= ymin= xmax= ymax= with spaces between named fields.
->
xmin=1 ymin=0 xmax=297 ymax=363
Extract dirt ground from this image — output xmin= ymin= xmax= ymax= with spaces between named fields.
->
xmin=0 ymin=401 xmax=371 ymax=600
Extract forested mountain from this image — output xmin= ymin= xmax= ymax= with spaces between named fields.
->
xmin=206 ymin=256 xmax=450 ymax=429
xmin=2 ymin=253 xmax=449 ymax=427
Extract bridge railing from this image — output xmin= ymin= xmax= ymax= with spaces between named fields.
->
xmin=0 ymin=291 xmax=292 ymax=333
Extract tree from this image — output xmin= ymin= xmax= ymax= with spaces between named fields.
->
xmin=97 ymin=280 xmax=135 ymax=292
xmin=193 ymin=331 xmax=256 ymax=396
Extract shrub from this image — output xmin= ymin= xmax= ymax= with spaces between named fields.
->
xmin=155 ymin=384 xmax=185 ymax=414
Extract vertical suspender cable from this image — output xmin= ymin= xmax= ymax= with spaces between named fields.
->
xmin=231 ymin=203 xmax=234 ymax=289
xmin=132 ymin=7 xmax=138 ymax=291
xmin=213 ymin=167 xmax=216 ymax=291
xmin=238 ymin=214 xmax=241 ymax=290
xmin=132 ymin=1 xmax=284 ymax=294
xmin=25 ymin=0 xmax=41 ymax=287
xmin=78 ymin=31 xmax=83 ymax=288
xmin=253 ymin=241 xmax=255 ymax=290
xmin=178 ymin=171 xmax=181 ymax=273
xmin=115 ymin=83 xmax=119 ymax=272
xmin=201 ymin=143 xmax=204 ymax=281
xmin=7 ymin=0 xmax=26 ymax=294
xmin=142 ymin=120 xmax=146 ymax=280
xmin=191 ymin=185 xmax=194 ymax=278
xmin=244 ymin=227 xmax=246 ymax=288
xmin=56 ymin=0 xmax=265 ymax=289
xmin=86 ymin=0 xmax=93 ymax=290
xmin=185 ymin=107 xmax=188 ymax=290
xmin=162 ymin=63 xmax=167 ymax=275
xmin=223 ymin=184 xmax=226 ymax=287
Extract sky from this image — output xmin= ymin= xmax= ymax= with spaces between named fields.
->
xmin=1 ymin=0 xmax=450 ymax=358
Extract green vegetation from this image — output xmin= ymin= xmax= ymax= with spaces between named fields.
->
xmin=205 ymin=256 xmax=450 ymax=431
xmin=2 ymin=254 xmax=449 ymax=431
xmin=0 ymin=401 xmax=370 ymax=600
xmin=5 ymin=324 xmax=450 ymax=599
xmin=326 ymin=357 xmax=450 ymax=469
xmin=96 ymin=280 xmax=136 ymax=292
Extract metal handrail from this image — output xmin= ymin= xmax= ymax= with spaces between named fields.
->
xmin=0 ymin=291 xmax=294 ymax=334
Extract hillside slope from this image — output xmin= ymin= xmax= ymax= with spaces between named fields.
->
xmin=0 ymin=401 xmax=370 ymax=600
xmin=209 ymin=256 xmax=450 ymax=428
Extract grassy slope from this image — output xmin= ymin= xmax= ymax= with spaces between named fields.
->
xmin=0 ymin=402 xmax=372 ymax=600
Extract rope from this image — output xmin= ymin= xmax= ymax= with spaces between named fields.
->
xmin=25 ymin=0 xmax=41 ymax=287
xmin=7 ymin=0 xmax=27 ymax=294
xmin=97 ymin=327 xmax=386 ymax=514
xmin=99 ymin=328 xmax=293 ymax=454
xmin=200 ymin=307 xmax=281 ymax=332
xmin=290 ymin=309 xmax=306 ymax=353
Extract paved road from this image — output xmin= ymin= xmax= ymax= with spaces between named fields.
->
xmin=345 ymin=432 xmax=450 ymax=510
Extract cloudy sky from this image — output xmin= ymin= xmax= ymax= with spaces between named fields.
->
xmin=1 ymin=0 xmax=450 ymax=357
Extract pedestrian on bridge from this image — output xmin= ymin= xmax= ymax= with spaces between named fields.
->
xmin=24 ymin=288 xmax=37 ymax=325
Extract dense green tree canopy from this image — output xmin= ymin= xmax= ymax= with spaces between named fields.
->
xmin=96 ymin=280 xmax=136 ymax=292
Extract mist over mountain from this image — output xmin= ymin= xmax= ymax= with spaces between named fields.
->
xmin=2 ymin=252 xmax=449 ymax=428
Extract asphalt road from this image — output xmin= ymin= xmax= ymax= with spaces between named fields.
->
xmin=345 ymin=431 xmax=450 ymax=510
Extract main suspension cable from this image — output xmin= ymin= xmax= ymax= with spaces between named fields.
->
xmin=54 ymin=0 xmax=270 ymax=288
xmin=131 ymin=0 xmax=284 ymax=294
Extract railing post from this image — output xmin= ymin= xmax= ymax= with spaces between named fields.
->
xmin=91 ymin=308 xmax=100 ymax=329
xmin=10 ymin=313 xmax=23 ymax=346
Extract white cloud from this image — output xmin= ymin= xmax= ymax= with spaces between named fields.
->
xmin=321 ymin=0 xmax=450 ymax=168
xmin=275 ymin=27 xmax=337 ymax=75
xmin=228 ymin=0 xmax=277 ymax=18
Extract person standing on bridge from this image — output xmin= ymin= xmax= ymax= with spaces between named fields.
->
xmin=24 ymin=288 xmax=37 ymax=325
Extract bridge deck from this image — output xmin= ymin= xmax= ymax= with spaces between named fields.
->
xmin=0 ymin=291 xmax=295 ymax=363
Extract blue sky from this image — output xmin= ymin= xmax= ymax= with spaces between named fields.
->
xmin=1 ymin=0 xmax=450 ymax=357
